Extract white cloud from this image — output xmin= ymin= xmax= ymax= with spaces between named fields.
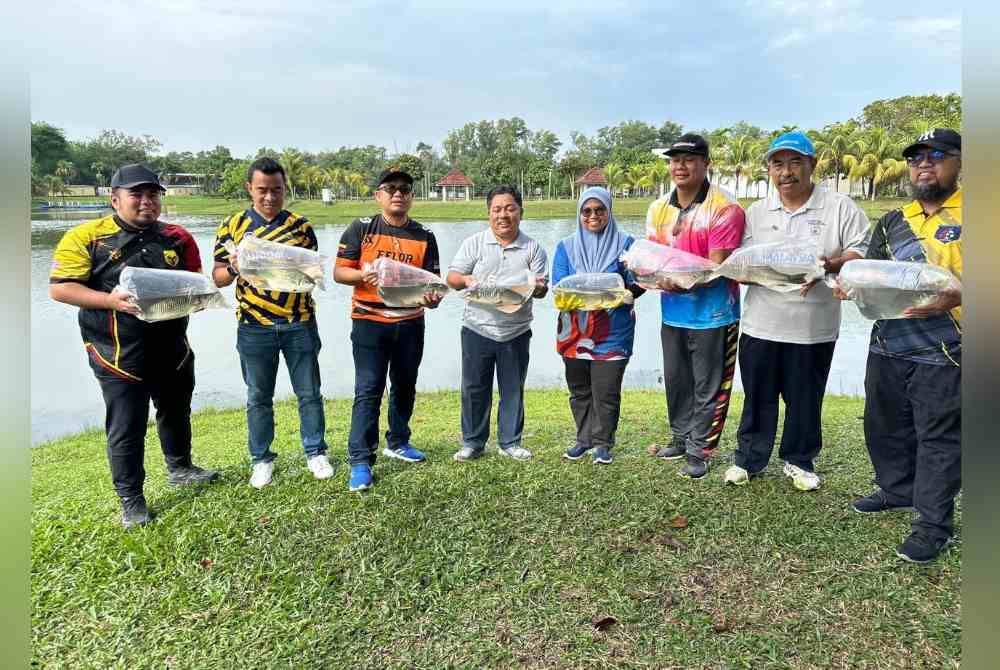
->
xmin=766 ymin=30 xmax=806 ymax=51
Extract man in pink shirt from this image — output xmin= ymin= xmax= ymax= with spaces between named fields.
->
xmin=646 ymin=134 xmax=746 ymax=479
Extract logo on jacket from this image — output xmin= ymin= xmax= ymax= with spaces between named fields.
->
xmin=163 ymin=249 xmax=180 ymax=267
xmin=934 ymin=225 xmax=960 ymax=243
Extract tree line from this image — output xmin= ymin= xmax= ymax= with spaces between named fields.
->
xmin=31 ymin=93 xmax=960 ymax=201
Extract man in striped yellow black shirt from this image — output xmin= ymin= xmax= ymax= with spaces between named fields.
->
xmin=213 ymin=157 xmax=333 ymax=489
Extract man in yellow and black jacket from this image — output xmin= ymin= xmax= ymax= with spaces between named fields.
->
xmin=843 ymin=129 xmax=963 ymax=564
xmin=334 ymin=168 xmax=442 ymax=492
xmin=213 ymin=157 xmax=333 ymax=490
xmin=49 ymin=164 xmax=219 ymax=529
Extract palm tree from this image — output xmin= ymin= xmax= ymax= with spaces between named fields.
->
xmin=645 ymin=160 xmax=670 ymax=198
xmin=346 ymin=172 xmax=365 ymax=199
xmin=842 ymin=128 xmax=902 ymax=200
xmin=90 ymin=161 xmax=107 ymax=187
xmin=723 ymin=134 xmax=756 ymax=197
xmin=810 ymin=122 xmax=859 ymax=194
xmin=625 ymin=164 xmax=650 ymax=198
xmin=325 ymin=167 xmax=345 ymax=198
xmin=279 ymin=149 xmax=306 ymax=199
xmin=54 ymin=160 xmax=76 ymax=186
xmin=603 ymin=163 xmax=626 ymax=198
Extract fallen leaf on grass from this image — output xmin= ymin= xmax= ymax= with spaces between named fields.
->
xmin=199 ymin=558 xmax=214 ymax=570
xmin=668 ymin=515 xmax=689 ymax=529
xmin=592 ymin=615 xmax=618 ymax=632
xmin=646 ymin=444 xmax=659 ymax=456
xmin=712 ymin=615 xmax=731 ymax=633
xmin=658 ymin=535 xmax=688 ymax=551
xmin=258 ymin=515 xmax=271 ymax=525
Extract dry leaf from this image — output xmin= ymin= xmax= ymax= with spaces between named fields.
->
xmin=646 ymin=443 xmax=660 ymax=456
xmin=661 ymin=536 xmax=688 ymax=551
xmin=199 ymin=558 xmax=214 ymax=570
xmin=712 ymin=615 xmax=731 ymax=633
xmin=592 ymin=615 xmax=618 ymax=632
xmin=668 ymin=515 xmax=689 ymax=529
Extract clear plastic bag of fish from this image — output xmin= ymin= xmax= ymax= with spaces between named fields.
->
xmin=620 ymin=239 xmax=719 ymax=290
xmin=459 ymin=269 xmax=537 ymax=314
xmin=712 ymin=241 xmax=824 ymax=292
xmin=366 ymin=257 xmax=449 ymax=307
xmin=837 ymin=259 xmax=961 ymax=320
xmin=117 ymin=267 xmax=230 ymax=323
xmin=224 ymin=236 xmax=327 ymax=293
xmin=552 ymin=273 xmax=630 ymax=312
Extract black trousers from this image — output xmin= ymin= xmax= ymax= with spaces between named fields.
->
xmin=94 ymin=350 xmax=196 ymax=499
xmin=735 ymin=334 xmax=835 ymax=473
xmin=563 ymin=357 xmax=629 ymax=452
xmin=864 ymin=353 xmax=961 ymax=541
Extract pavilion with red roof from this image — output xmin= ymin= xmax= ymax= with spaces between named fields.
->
xmin=435 ymin=168 xmax=474 ymax=201
xmin=575 ymin=167 xmax=607 ymax=191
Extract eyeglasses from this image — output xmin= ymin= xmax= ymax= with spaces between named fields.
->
xmin=905 ymin=149 xmax=956 ymax=166
xmin=378 ymin=183 xmax=413 ymax=195
xmin=581 ymin=206 xmax=607 ymax=218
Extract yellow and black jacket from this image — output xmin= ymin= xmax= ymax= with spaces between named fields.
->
xmin=212 ymin=209 xmax=318 ymax=326
xmin=864 ymin=189 xmax=962 ymax=366
xmin=49 ymin=214 xmax=202 ymax=381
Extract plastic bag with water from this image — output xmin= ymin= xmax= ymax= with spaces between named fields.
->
xmin=620 ymin=239 xmax=719 ymax=290
xmin=552 ymin=273 xmax=630 ymax=312
xmin=117 ymin=267 xmax=230 ymax=323
xmin=367 ymin=257 xmax=449 ymax=307
xmin=459 ymin=268 xmax=537 ymax=314
xmin=837 ymin=259 xmax=961 ymax=320
xmin=712 ymin=240 xmax=824 ymax=292
xmin=225 ymin=236 xmax=327 ymax=293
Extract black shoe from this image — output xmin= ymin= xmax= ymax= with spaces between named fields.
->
xmin=656 ymin=441 xmax=686 ymax=460
xmin=852 ymin=490 xmax=911 ymax=514
xmin=121 ymin=495 xmax=152 ymax=530
xmin=896 ymin=532 xmax=953 ymax=564
xmin=168 ymin=464 xmax=220 ymax=486
xmin=681 ymin=455 xmax=708 ymax=480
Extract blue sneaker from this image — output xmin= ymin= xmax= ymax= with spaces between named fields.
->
xmin=382 ymin=445 xmax=426 ymax=463
xmin=349 ymin=464 xmax=372 ymax=492
xmin=562 ymin=444 xmax=591 ymax=460
xmin=592 ymin=447 xmax=613 ymax=465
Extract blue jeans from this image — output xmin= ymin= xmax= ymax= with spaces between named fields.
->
xmin=236 ymin=320 xmax=327 ymax=464
xmin=460 ymin=327 xmax=530 ymax=452
xmin=347 ymin=317 xmax=425 ymax=466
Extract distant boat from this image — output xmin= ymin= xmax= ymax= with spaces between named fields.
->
xmin=34 ymin=202 xmax=111 ymax=211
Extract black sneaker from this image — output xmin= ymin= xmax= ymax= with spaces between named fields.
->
xmin=656 ymin=441 xmax=686 ymax=460
xmin=121 ymin=495 xmax=152 ymax=530
xmin=168 ymin=464 xmax=220 ymax=486
xmin=896 ymin=532 xmax=953 ymax=564
xmin=852 ymin=490 xmax=911 ymax=514
xmin=681 ymin=455 xmax=708 ymax=480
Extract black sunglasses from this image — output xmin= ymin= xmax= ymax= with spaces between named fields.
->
xmin=581 ymin=206 xmax=607 ymax=218
xmin=378 ymin=183 xmax=413 ymax=195
xmin=905 ymin=149 xmax=957 ymax=166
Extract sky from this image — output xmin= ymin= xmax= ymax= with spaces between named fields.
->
xmin=21 ymin=0 xmax=960 ymax=156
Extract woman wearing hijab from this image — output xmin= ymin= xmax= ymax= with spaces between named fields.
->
xmin=551 ymin=187 xmax=645 ymax=465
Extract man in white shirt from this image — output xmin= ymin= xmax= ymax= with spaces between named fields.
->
xmin=725 ymin=131 xmax=869 ymax=491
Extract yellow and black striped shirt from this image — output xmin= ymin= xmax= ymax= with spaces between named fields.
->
xmin=213 ymin=208 xmax=319 ymax=325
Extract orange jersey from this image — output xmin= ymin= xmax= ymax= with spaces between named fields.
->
xmin=335 ymin=215 xmax=440 ymax=323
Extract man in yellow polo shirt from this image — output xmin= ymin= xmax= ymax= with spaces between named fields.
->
xmin=844 ymin=129 xmax=962 ymax=563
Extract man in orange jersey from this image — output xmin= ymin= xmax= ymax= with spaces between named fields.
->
xmin=334 ymin=168 xmax=443 ymax=491
xmin=213 ymin=157 xmax=333 ymax=490
xmin=50 ymin=164 xmax=218 ymax=529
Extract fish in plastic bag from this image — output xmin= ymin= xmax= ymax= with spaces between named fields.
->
xmin=620 ymin=239 xmax=719 ymax=290
xmin=224 ymin=236 xmax=327 ymax=293
xmin=837 ymin=259 xmax=961 ymax=320
xmin=117 ymin=267 xmax=230 ymax=322
xmin=367 ymin=257 xmax=449 ymax=307
xmin=712 ymin=240 xmax=824 ymax=292
xmin=459 ymin=269 xmax=537 ymax=314
xmin=552 ymin=273 xmax=630 ymax=312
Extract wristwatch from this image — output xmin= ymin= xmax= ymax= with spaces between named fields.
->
xmin=226 ymin=264 xmax=238 ymax=278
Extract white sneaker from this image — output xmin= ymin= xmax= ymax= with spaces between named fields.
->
xmin=249 ymin=461 xmax=275 ymax=489
xmin=723 ymin=465 xmax=750 ymax=486
xmin=307 ymin=454 xmax=334 ymax=480
xmin=453 ymin=447 xmax=482 ymax=462
xmin=498 ymin=446 xmax=532 ymax=461
xmin=783 ymin=462 xmax=821 ymax=491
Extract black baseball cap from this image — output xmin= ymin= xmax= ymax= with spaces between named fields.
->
xmin=110 ymin=163 xmax=166 ymax=191
xmin=902 ymin=128 xmax=961 ymax=158
xmin=374 ymin=167 xmax=414 ymax=189
xmin=664 ymin=133 xmax=710 ymax=158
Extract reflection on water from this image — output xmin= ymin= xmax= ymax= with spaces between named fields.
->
xmin=31 ymin=214 xmax=871 ymax=443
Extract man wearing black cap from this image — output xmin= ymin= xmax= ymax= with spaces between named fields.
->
xmin=334 ymin=167 xmax=442 ymax=492
xmin=840 ymin=129 xmax=962 ymax=563
xmin=49 ymin=163 xmax=219 ymax=529
xmin=645 ymin=134 xmax=746 ymax=480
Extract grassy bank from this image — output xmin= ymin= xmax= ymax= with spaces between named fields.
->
xmin=33 ymin=195 xmax=908 ymax=226
xmin=32 ymin=390 xmax=959 ymax=669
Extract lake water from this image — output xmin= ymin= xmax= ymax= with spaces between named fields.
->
xmin=31 ymin=212 xmax=873 ymax=444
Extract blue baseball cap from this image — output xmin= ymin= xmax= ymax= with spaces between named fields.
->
xmin=765 ymin=131 xmax=815 ymax=161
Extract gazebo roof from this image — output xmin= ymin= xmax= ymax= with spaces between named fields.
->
xmin=575 ymin=167 xmax=607 ymax=185
xmin=436 ymin=169 xmax=474 ymax=187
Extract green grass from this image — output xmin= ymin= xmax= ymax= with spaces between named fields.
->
xmin=32 ymin=390 xmax=959 ymax=669
xmin=33 ymin=195 xmax=908 ymax=226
